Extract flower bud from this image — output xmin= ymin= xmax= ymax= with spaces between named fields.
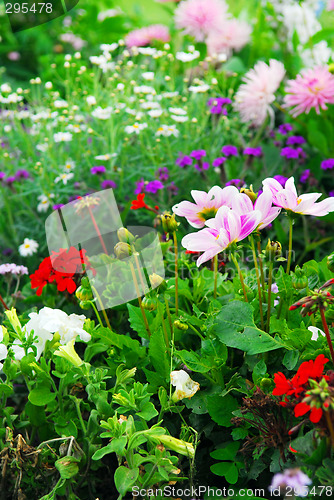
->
xmin=114 ymin=242 xmax=132 ymax=260
xmin=174 ymin=320 xmax=188 ymax=331
xmin=259 ymin=377 xmax=273 ymax=391
xmin=265 ymin=239 xmax=282 ymax=260
xmin=149 ymin=273 xmax=167 ymax=293
xmin=142 ymin=296 xmax=157 ymax=311
xmin=240 ymin=185 xmax=257 ymax=203
xmin=76 ymin=285 xmax=93 ymax=302
xmin=328 ymin=63 xmax=334 ymax=74
xmin=161 ymin=212 xmax=179 ymax=233
xmin=54 ymin=339 xmax=83 ymax=368
xmin=79 ymin=300 xmax=92 ymax=310
xmin=117 ymin=227 xmax=135 ymax=244
xmin=292 ymin=266 xmax=308 ymax=290
xmin=327 ymin=252 xmax=334 ymax=273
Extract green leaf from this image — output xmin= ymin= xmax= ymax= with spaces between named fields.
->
xmin=92 ymin=437 xmax=127 ymax=460
xmin=55 ymin=456 xmax=80 ymax=479
xmin=148 ymin=327 xmax=169 ymax=379
xmin=114 ymin=466 xmax=139 ymax=496
xmin=210 ymin=461 xmax=239 ymax=483
xmin=28 ymin=384 xmax=56 ymax=406
xmin=283 ymin=350 xmax=299 ymax=370
xmin=136 ymin=401 xmax=158 ymax=421
xmin=127 ymin=304 xmax=153 ymax=339
xmin=0 ymin=383 xmax=13 ymax=397
xmin=176 ymin=350 xmax=212 ymax=373
xmin=213 ymin=301 xmax=286 ymax=355
xmin=210 ymin=441 xmax=240 ymax=461
xmin=207 ymin=394 xmax=238 ymax=427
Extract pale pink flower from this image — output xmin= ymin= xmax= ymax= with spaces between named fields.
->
xmin=234 ymin=59 xmax=285 ymax=127
xmin=327 ymin=0 xmax=334 ymax=11
xmin=231 ymin=190 xmax=281 ymax=230
xmin=172 ymin=185 xmax=239 ymax=228
xmin=125 ymin=25 xmax=170 ymax=48
xmin=181 ymin=206 xmax=261 ymax=266
xmin=284 ymin=66 xmax=334 ymax=117
xmin=175 ymin=0 xmax=228 ymax=42
xmin=207 ymin=19 xmax=252 ymax=57
xmin=262 ymin=176 xmax=334 ymax=216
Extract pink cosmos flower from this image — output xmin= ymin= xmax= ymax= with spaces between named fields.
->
xmin=181 ymin=206 xmax=261 ymax=266
xmin=175 ymin=0 xmax=228 ymax=42
xmin=284 ymin=66 xmax=334 ymax=117
xmin=234 ymin=59 xmax=285 ymax=127
xmin=125 ymin=25 xmax=170 ymax=48
xmin=207 ymin=19 xmax=252 ymax=57
xmin=172 ymin=185 xmax=239 ymax=228
xmin=262 ymin=176 xmax=334 ymax=216
xmin=231 ymin=190 xmax=281 ymax=230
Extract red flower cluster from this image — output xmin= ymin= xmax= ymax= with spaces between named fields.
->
xmin=272 ymin=354 xmax=329 ymax=423
xmin=131 ymin=193 xmax=149 ymax=210
xmin=30 ymin=247 xmax=94 ymax=296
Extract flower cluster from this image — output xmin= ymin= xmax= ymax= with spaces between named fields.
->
xmin=0 ymin=264 xmax=28 ymax=276
xmin=272 ymin=354 xmax=331 ymax=423
xmin=30 ymin=247 xmax=94 ymax=296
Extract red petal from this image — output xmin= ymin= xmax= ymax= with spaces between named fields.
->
xmin=309 ymin=407 xmax=323 ymax=423
xmin=294 ymin=402 xmax=311 ymax=417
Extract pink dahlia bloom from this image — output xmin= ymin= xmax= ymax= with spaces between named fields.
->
xmin=234 ymin=59 xmax=285 ymax=127
xmin=231 ymin=190 xmax=281 ymax=230
xmin=284 ymin=66 xmax=334 ymax=117
xmin=181 ymin=206 xmax=261 ymax=266
xmin=263 ymin=176 xmax=334 ymax=216
xmin=175 ymin=0 xmax=228 ymax=42
xmin=172 ymin=185 xmax=239 ymax=228
xmin=207 ymin=19 xmax=252 ymax=56
xmin=125 ymin=25 xmax=170 ymax=48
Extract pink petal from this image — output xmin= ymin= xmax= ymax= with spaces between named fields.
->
xmin=285 ymin=177 xmax=297 ymax=197
xmin=304 ymin=197 xmax=334 ymax=216
xmin=231 ymin=193 xmax=253 ymax=215
xmin=239 ymin=211 xmax=262 ymax=240
xmin=262 ymin=177 xmax=283 ymax=194
xmin=275 ymin=189 xmax=298 ymax=210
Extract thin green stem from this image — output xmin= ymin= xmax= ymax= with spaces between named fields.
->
xmin=286 ymin=218 xmax=294 ymax=275
xmin=231 ymin=253 xmax=248 ymax=302
xmin=250 ymin=235 xmax=264 ymax=330
xmin=173 ymin=231 xmax=179 ymax=315
xmin=266 ymin=261 xmax=274 ymax=333
xmin=164 ymin=295 xmax=173 ymax=336
xmin=213 ymin=254 xmax=218 ymax=299
xmin=90 ymin=301 xmax=104 ymax=328
xmin=320 ymin=309 xmax=334 ymax=367
xmin=129 ymin=262 xmax=151 ymax=337
xmin=324 ymin=411 xmax=334 ymax=450
xmin=256 ymin=236 xmax=266 ymax=301
xmin=161 ymin=312 xmax=170 ymax=352
xmin=91 ymin=285 xmax=112 ymax=330
xmin=74 ymin=399 xmax=87 ymax=436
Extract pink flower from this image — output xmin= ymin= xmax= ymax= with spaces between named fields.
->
xmin=262 ymin=176 xmax=334 ymax=216
xmin=207 ymin=19 xmax=252 ymax=57
xmin=234 ymin=59 xmax=285 ymax=126
xmin=175 ymin=0 xmax=228 ymax=42
xmin=327 ymin=0 xmax=334 ymax=11
xmin=181 ymin=206 xmax=261 ymax=266
xmin=284 ymin=66 xmax=334 ymax=117
xmin=172 ymin=185 xmax=239 ymax=228
xmin=231 ymin=190 xmax=281 ymax=230
xmin=125 ymin=25 xmax=170 ymax=48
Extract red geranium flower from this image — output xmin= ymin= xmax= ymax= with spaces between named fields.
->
xmin=294 ymin=402 xmax=323 ymax=423
xmin=131 ymin=193 xmax=149 ymax=210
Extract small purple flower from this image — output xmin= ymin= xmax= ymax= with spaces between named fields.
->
xmin=321 ymin=158 xmax=334 ymax=170
xmin=207 ymin=97 xmax=231 ymax=115
xmin=3 ymin=248 xmax=13 ymax=256
xmin=243 ymin=147 xmax=262 ymax=157
xmin=281 ymin=147 xmax=302 ymax=159
xmin=286 ymin=135 xmax=306 ymax=146
xmin=176 ymin=153 xmax=193 ymax=168
xmin=0 ymin=172 xmax=5 ymax=180
xmin=278 ymin=123 xmax=293 ymax=135
xmin=145 ymin=180 xmax=164 ymax=194
xmin=167 ymin=181 xmax=179 ymax=196
xmin=226 ymin=178 xmax=244 ymax=188
xmin=190 ymin=149 xmax=206 ymax=160
xmin=269 ymin=468 xmax=311 ymax=497
xmin=195 ymin=161 xmax=210 ymax=171
xmin=300 ymin=169 xmax=310 ymax=183
xmin=52 ymin=203 xmax=65 ymax=210
xmin=91 ymin=165 xmax=106 ymax=175
xmin=14 ymin=169 xmax=30 ymax=180
xmin=329 ymin=191 xmax=334 ymax=197
xmin=212 ymin=157 xmax=226 ymax=167
xmin=156 ymin=167 xmax=169 ymax=182
xmin=5 ymin=176 xmax=16 ymax=185
xmin=221 ymin=145 xmax=238 ymax=157
xmin=273 ymin=175 xmax=288 ymax=186
xmin=135 ymin=178 xmax=145 ymax=194
xmin=101 ymin=180 xmax=117 ymax=189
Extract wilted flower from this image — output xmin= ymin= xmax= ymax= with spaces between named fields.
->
xmin=170 ymin=370 xmax=200 ymax=401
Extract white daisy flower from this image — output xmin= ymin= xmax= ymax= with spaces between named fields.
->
xmin=54 ymin=172 xmax=74 ymax=185
xmin=125 ymin=123 xmax=148 ymax=134
xmin=188 ymin=84 xmax=210 ymax=93
xmin=86 ymin=95 xmax=97 ymax=106
xmin=176 ymin=50 xmax=200 ymax=62
xmin=168 ymin=107 xmax=187 ymax=115
xmin=18 ymin=238 xmax=39 ymax=257
xmin=94 ymin=153 xmax=117 ymax=161
xmin=171 ymin=115 xmax=188 ymax=122
xmin=142 ymin=72 xmax=155 ymax=81
xmin=148 ymin=109 xmax=163 ymax=118
xmin=53 ymin=132 xmax=73 ymax=143
xmin=155 ymin=124 xmax=179 ymax=137
xmin=37 ymin=194 xmax=54 ymax=213
xmin=54 ymin=99 xmax=68 ymax=109
xmin=91 ymin=106 xmax=113 ymax=120
xmin=134 ymin=85 xmax=156 ymax=95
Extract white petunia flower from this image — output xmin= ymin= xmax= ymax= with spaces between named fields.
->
xmin=170 ymin=370 xmax=200 ymax=401
xmin=18 ymin=238 xmax=39 ymax=257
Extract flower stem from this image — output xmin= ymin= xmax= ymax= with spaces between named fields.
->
xmin=129 ymin=262 xmax=151 ymax=337
xmin=164 ymin=295 xmax=173 ymax=336
xmin=87 ymin=206 xmax=108 ymax=255
xmin=256 ymin=235 xmax=266 ymax=301
xmin=286 ymin=217 xmax=293 ymax=275
xmin=320 ymin=308 xmax=334 ymax=366
xmin=91 ymin=285 xmax=112 ymax=330
xmin=173 ymin=231 xmax=179 ymax=315
xmin=0 ymin=294 xmax=9 ymax=310
xmin=324 ymin=411 xmax=334 ymax=449
xmin=266 ymin=261 xmax=274 ymax=333
xmin=161 ymin=312 xmax=170 ymax=352
xmin=231 ymin=253 xmax=248 ymax=302
xmin=213 ymin=254 xmax=218 ymax=299
xmin=90 ymin=301 xmax=104 ymax=328
xmin=250 ymin=235 xmax=264 ymax=330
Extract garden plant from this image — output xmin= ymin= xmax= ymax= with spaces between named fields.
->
xmin=0 ymin=0 xmax=334 ymax=499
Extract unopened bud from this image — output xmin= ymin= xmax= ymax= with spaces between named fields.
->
xmin=142 ymin=296 xmax=157 ymax=311
xmin=161 ymin=212 xmax=179 ymax=233
xmin=265 ymin=239 xmax=282 ymax=260
xmin=240 ymin=185 xmax=257 ymax=203
xmin=117 ymin=227 xmax=135 ymax=244
xmin=76 ymin=285 xmax=93 ymax=302
xmin=292 ymin=266 xmax=308 ymax=290
xmin=174 ymin=320 xmax=188 ymax=331
xmin=149 ymin=273 xmax=167 ymax=292
xmin=114 ymin=242 xmax=132 ymax=260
